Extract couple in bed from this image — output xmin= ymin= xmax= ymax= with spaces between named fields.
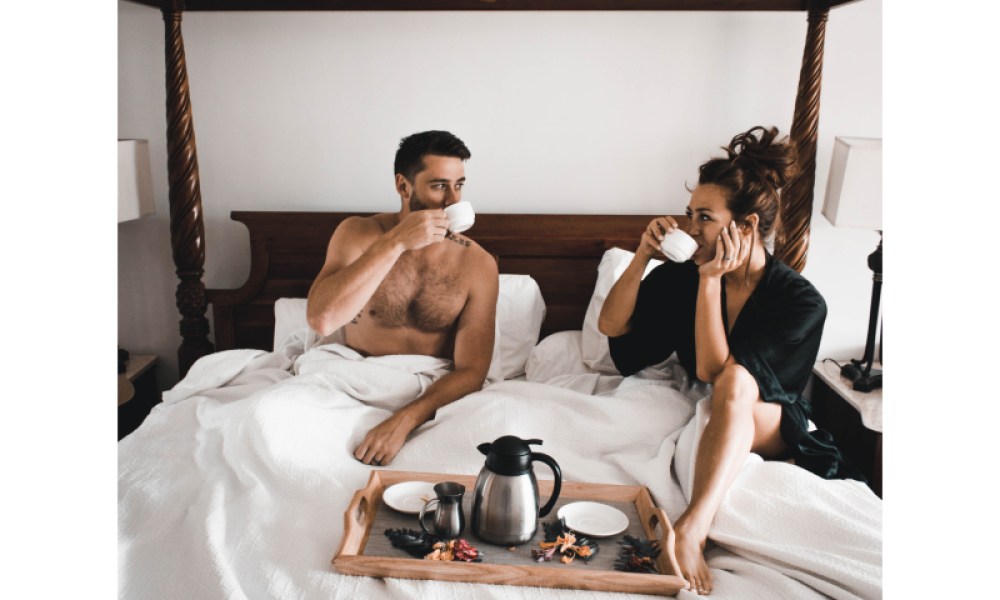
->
xmin=306 ymin=127 xmax=858 ymax=595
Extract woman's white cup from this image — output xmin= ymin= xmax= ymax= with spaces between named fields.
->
xmin=444 ymin=201 xmax=475 ymax=233
xmin=660 ymin=229 xmax=698 ymax=262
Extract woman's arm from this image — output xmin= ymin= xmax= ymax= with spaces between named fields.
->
xmin=693 ymin=275 xmax=728 ymax=382
xmin=694 ymin=222 xmax=752 ymax=382
xmin=598 ymin=252 xmax=649 ymax=337
xmin=598 ymin=217 xmax=676 ymax=337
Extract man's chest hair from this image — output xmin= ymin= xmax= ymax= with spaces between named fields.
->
xmin=368 ymin=251 xmax=466 ymax=332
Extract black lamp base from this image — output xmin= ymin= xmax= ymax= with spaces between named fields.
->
xmin=840 ymin=361 xmax=883 ymax=392
xmin=851 ymin=367 xmax=882 ymax=392
xmin=844 ymin=232 xmax=884 ymax=394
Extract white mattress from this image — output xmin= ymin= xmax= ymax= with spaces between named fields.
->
xmin=118 ymin=335 xmax=881 ymax=599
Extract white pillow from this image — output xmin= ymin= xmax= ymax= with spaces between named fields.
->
xmin=274 ymin=298 xmax=309 ymax=351
xmin=488 ymin=274 xmax=546 ymax=381
xmin=580 ymin=248 xmax=662 ymax=374
xmin=271 ymin=274 xmax=545 ymax=381
xmin=525 ymin=330 xmax=590 ymax=383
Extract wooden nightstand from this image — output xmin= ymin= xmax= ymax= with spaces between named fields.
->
xmin=118 ymin=354 xmax=160 ymax=440
xmin=809 ymin=360 xmax=882 ymax=497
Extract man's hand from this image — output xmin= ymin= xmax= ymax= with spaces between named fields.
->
xmin=354 ymin=409 xmax=423 ymax=467
xmin=389 ymin=209 xmax=449 ymax=251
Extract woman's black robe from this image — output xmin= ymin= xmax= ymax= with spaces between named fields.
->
xmin=608 ymin=252 xmax=862 ymax=480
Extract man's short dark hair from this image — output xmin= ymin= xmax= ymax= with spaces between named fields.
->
xmin=394 ymin=130 xmax=471 ymax=182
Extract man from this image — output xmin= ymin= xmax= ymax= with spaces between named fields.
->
xmin=307 ymin=131 xmax=499 ymax=467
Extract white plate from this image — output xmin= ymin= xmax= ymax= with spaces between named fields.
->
xmin=382 ymin=481 xmax=437 ymax=514
xmin=557 ymin=501 xmax=629 ymax=537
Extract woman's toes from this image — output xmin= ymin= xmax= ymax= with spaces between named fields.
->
xmin=688 ymin=577 xmax=700 ymax=595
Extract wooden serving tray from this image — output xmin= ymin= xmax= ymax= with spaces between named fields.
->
xmin=333 ymin=470 xmax=687 ymax=596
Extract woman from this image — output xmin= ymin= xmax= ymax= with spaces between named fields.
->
xmin=599 ymin=126 xmax=859 ymax=595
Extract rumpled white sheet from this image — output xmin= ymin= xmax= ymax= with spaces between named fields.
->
xmin=119 ymin=343 xmax=881 ymax=599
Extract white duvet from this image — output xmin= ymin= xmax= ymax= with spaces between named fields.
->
xmin=118 ymin=338 xmax=881 ymax=599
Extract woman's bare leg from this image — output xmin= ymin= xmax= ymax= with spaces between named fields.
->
xmin=673 ymin=361 xmax=786 ymax=595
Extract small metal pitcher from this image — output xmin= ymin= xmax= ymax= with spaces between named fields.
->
xmin=418 ymin=481 xmax=466 ymax=539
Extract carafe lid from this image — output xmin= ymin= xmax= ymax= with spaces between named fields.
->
xmin=478 ymin=435 xmax=543 ymax=476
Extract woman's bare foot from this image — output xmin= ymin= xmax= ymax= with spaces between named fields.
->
xmin=674 ymin=516 xmax=713 ymax=595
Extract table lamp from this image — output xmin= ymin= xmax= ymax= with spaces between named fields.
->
xmin=822 ymin=136 xmax=882 ymax=392
xmin=119 ymin=139 xmax=155 ymax=223
xmin=119 ymin=139 xmax=156 ymax=404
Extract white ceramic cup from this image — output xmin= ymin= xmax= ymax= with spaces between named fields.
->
xmin=659 ymin=229 xmax=698 ymax=263
xmin=444 ymin=201 xmax=475 ymax=234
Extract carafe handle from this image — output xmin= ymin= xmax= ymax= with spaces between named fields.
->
xmin=530 ymin=452 xmax=562 ymax=517
xmin=418 ymin=498 xmax=440 ymax=536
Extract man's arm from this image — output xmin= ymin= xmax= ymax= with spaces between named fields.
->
xmin=307 ymin=211 xmax=449 ymax=336
xmin=354 ymin=252 xmax=499 ymax=466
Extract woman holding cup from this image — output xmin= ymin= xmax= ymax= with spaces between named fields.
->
xmin=598 ymin=126 xmax=859 ymax=595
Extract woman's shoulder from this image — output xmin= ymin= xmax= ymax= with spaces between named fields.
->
xmin=765 ymin=256 xmax=826 ymax=311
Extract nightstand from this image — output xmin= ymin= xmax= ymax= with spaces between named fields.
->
xmin=809 ymin=360 xmax=882 ymax=497
xmin=118 ymin=354 xmax=160 ymax=440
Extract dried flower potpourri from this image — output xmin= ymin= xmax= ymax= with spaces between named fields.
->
xmin=384 ymin=528 xmax=482 ymax=562
xmin=531 ymin=518 xmax=599 ymax=564
xmin=425 ymin=539 xmax=481 ymax=562
xmin=614 ymin=535 xmax=661 ymax=573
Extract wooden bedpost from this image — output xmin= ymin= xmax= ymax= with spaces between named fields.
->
xmin=776 ymin=0 xmax=830 ymax=273
xmin=163 ymin=1 xmax=214 ymax=378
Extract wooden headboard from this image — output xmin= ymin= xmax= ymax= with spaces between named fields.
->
xmin=207 ymin=213 xmax=674 ymax=352
xmin=131 ymin=0 xmax=858 ymax=375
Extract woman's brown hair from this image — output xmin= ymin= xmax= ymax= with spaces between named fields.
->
xmin=696 ymin=126 xmax=798 ymax=248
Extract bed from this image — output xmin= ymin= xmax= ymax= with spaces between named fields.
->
xmin=118 ymin=219 xmax=883 ymax=598
xmin=119 ymin=1 xmax=881 ymax=598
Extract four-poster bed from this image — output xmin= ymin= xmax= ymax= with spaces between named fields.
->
xmin=119 ymin=2 xmax=881 ymax=599
xmin=127 ymin=0 xmax=855 ymax=377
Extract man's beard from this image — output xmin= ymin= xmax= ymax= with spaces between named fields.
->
xmin=409 ymin=191 xmax=429 ymax=212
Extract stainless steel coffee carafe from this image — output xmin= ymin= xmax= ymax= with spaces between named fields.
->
xmin=471 ymin=435 xmax=562 ymax=545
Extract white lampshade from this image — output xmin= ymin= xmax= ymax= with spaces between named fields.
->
xmin=822 ymin=136 xmax=882 ymax=230
xmin=118 ymin=139 xmax=155 ymax=223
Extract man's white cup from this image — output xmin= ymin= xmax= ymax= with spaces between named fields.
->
xmin=444 ymin=201 xmax=475 ymax=233
xmin=660 ymin=229 xmax=698 ymax=262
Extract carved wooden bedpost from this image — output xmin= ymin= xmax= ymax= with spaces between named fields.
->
xmin=163 ymin=1 xmax=214 ymax=378
xmin=776 ymin=0 xmax=830 ymax=273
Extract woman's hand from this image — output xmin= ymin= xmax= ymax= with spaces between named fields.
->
xmin=638 ymin=216 xmax=680 ymax=260
xmin=699 ymin=221 xmax=752 ymax=279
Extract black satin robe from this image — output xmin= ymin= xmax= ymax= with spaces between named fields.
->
xmin=608 ymin=252 xmax=862 ymax=480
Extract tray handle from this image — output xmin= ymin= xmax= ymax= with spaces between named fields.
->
xmin=335 ymin=473 xmax=380 ymax=560
xmin=648 ymin=507 xmax=684 ymax=581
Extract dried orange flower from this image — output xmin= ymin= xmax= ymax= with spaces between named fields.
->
xmin=425 ymin=540 xmax=454 ymax=561
xmin=535 ymin=521 xmax=598 ymax=566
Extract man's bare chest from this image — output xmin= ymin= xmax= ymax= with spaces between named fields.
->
xmin=366 ymin=252 xmax=466 ymax=332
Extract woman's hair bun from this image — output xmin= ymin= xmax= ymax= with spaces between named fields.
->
xmin=724 ymin=126 xmax=798 ymax=190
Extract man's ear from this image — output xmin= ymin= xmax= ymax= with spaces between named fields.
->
xmin=395 ymin=173 xmax=410 ymax=200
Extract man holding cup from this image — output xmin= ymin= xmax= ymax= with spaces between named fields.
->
xmin=307 ymin=130 xmax=498 ymax=467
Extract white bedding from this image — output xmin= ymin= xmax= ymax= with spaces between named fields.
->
xmin=119 ymin=335 xmax=881 ymax=599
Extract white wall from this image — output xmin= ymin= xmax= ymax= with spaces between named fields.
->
xmin=118 ymin=0 xmax=881 ymax=388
